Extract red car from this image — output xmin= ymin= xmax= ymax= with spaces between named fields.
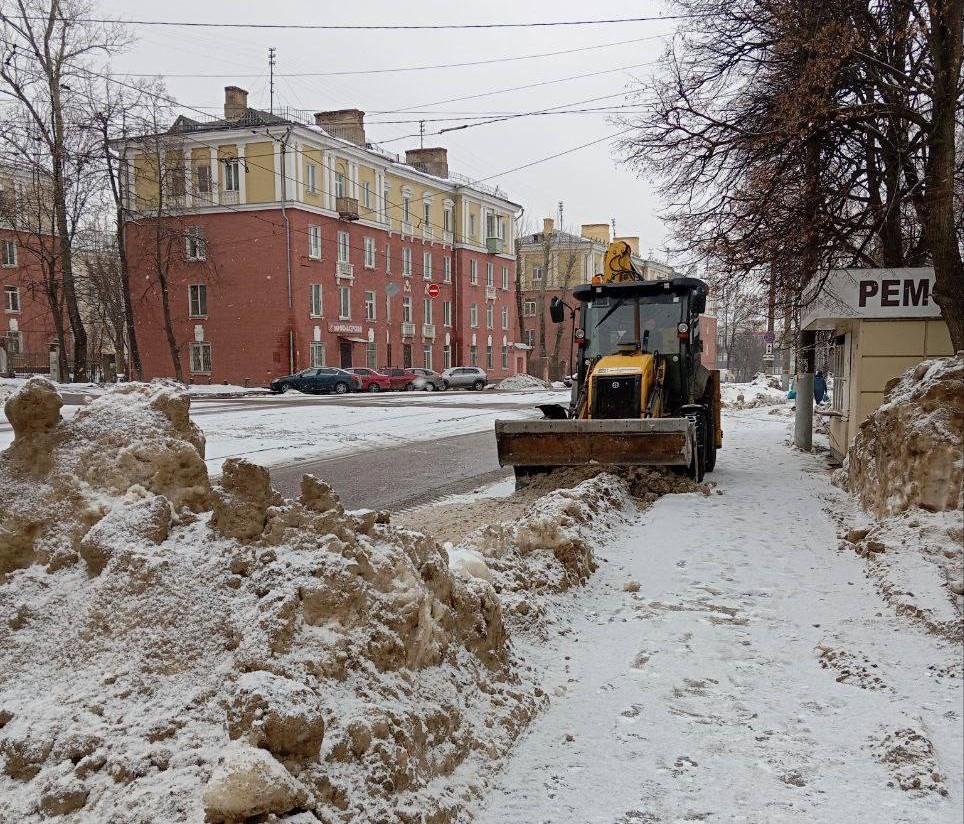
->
xmin=380 ymin=367 xmax=422 ymax=391
xmin=346 ymin=368 xmax=392 ymax=393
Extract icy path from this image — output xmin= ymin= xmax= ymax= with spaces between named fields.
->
xmin=472 ymin=410 xmax=962 ymax=824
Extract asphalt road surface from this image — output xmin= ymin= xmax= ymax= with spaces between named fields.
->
xmin=269 ymin=429 xmax=510 ymax=511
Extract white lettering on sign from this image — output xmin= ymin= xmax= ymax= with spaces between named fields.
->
xmin=328 ymin=322 xmax=363 ymax=335
xmin=801 ymin=267 xmax=941 ymax=331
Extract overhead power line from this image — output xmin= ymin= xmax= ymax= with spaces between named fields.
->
xmin=43 ymin=15 xmax=693 ymax=31
xmin=115 ymin=35 xmax=665 ymax=79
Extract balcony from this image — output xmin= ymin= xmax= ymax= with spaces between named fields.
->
xmin=336 ymin=261 xmax=354 ymax=279
xmin=486 ymin=236 xmax=505 ymax=254
xmin=336 ymin=196 xmax=359 ymax=221
xmin=443 ymin=230 xmax=454 ymax=245
xmin=220 ymin=189 xmax=240 ymax=206
xmin=401 ymin=221 xmax=413 ymax=237
xmin=422 ymin=324 xmax=436 ymax=340
xmin=422 ymin=225 xmax=434 ymax=241
xmin=401 ymin=322 xmax=416 ymax=337
xmin=485 ymin=285 xmax=497 ymax=301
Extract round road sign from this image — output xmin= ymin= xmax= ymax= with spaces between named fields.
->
xmin=427 ymin=283 xmax=441 ymax=298
xmin=763 ymin=330 xmax=776 ymax=344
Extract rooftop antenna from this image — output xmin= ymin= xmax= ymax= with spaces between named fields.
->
xmin=557 ymin=200 xmax=564 ymax=227
xmin=268 ymin=47 xmax=277 ymax=114
xmin=611 ymin=217 xmax=616 ymax=241
xmin=419 ymin=120 xmax=425 ymax=148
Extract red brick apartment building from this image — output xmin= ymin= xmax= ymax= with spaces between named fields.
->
xmin=120 ymin=87 xmax=524 ymax=387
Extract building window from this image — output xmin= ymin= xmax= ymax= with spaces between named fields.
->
xmin=402 ymin=297 xmax=412 ymax=323
xmin=469 ymin=213 xmax=477 ymax=238
xmin=443 ymin=345 xmax=451 ymax=369
xmin=365 ymin=290 xmax=376 ymax=321
xmin=423 ymin=298 xmax=432 ymax=325
xmin=190 ymin=341 xmax=212 ymax=374
xmin=423 ymin=251 xmax=432 ymax=280
xmin=364 ymin=237 xmax=376 ymax=269
xmin=469 ymin=260 xmax=478 ymax=285
xmin=309 ymin=284 xmax=323 ymax=317
xmin=189 ymin=284 xmax=207 ymax=317
xmin=337 ymin=231 xmax=350 ymax=263
xmin=523 ymin=299 xmax=536 ymax=317
xmin=361 ymin=181 xmax=371 ymax=209
xmin=486 ymin=213 xmax=504 ymax=240
xmin=305 ymin=163 xmax=318 ymax=194
xmin=185 ymin=226 xmax=206 ymax=260
xmin=2 ymin=240 xmax=18 ymax=268
xmin=339 ymin=286 xmax=351 ymax=320
xmin=486 ymin=262 xmax=494 ymax=288
xmin=469 ymin=303 xmax=478 ymax=327
xmin=310 ymin=341 xmax=326 ymax=367
xmin=443 ymin=207 xmax=453 ymax=234
xmin=402 ymin=196 xmax=411 ymax=223
xmin=524 ymin=330 xmax=535 ymax=348
xmin=531 ymin=265 xmax=542 ymax=281
xmin=4 ymin=285 xmax=19 ymax=312
xmin=423 ymin=345 xmax=432 ymax=370
xmin=402 ymin=247 xmax=412 ymax=277
xmin=501 ymin=306 xmax=509 ymax=329
xmin=308 ymin=225 xmax=321 ymax=259
xmin=367 ymin=342 xmax=377 ymax=369
xmin=502 ymin=266 xmax=509 ymax=290
xmin=196 ymin=165 xmax=211 ymax=194
xmin=335 ymin=172 xmax=345 ymax=199
xmin=385 ymin=244 xmax=392 ymax=273
xmin=443 ymin=300 xmax=452 ymax=327
xmin=422 ymin=201 xmax=431 ymax=227
xmin=486 ymin=304 xmax=494 ymax=329
xmin=6 ymin=330 xmax=22 ymax=354
xmin=222 ymin=159 xmax=240 ymax=192
xmin=470 ymin=344 xmax=477 ymax=366
xmin=486 ymin=345 xmax=493 ymax=369
xmin=443 ymin=257 xmax=451 ymax=283
xmin=501 ymin=345 xmax=508 ymax=369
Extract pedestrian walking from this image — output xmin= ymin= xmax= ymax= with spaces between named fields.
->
xmin=814 ymin=371 xmax=827 ymax=404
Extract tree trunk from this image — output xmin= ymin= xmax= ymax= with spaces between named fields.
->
xmin=924 ymin=0 xmax=964 ymax=350
xmin=116 ymin=210 xmax=143 ymax=379
xmin=155 ymin=230 xmax=184 ymax=382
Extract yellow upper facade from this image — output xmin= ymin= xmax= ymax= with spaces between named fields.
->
xmin=123 ymin=90 xmax=519 ymax=256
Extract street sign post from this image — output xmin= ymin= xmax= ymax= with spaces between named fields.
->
xmin=427 ymin=283 xmax=440 ymax=298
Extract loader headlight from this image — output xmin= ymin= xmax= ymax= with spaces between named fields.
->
xmin=574 ymin=328 xmax=585 ymax=341
xmin=677 ymin=322 xmax=689 ymax=334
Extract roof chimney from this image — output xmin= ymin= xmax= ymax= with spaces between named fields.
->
xmin=404 ymin=147 xmax=449 ymax=179
xmin=224 ymin=86 xmax=248 ymax=121
xmin=314 ymin=109 xmax=366 ymax=146
xmin=581 ymin=223 xmax=611 ymax=244
xmin=542 ymin=217 xmax=554 ymax=236
xmin=615 ymin=236 xmax=640 ymax=256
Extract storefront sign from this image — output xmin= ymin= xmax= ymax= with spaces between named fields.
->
xmin=801 ymin=268 xmax=941 ymax=330
xmin=328 ymin=322 xmax=363 ymax=335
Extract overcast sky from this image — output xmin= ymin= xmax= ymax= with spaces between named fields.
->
xmin=99 ymin=0 xmax=677 ymax=257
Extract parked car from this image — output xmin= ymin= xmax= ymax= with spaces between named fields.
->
xmin=380 ymin=367 xmax=422 ymax=391
xmin=409 ymin=368 xmax=446 ymax=391
xmin=441 ymin=366 xmax=488 ymax=391
xmin=269 ymin=367 xmax=361 ymax=395
xmin=346 ymin=367 xmax=392 ymax=393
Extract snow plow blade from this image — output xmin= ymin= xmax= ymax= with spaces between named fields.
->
xmin=495 ymin=418 xmax=694 ymax=468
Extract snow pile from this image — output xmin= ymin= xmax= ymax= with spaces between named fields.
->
xmin=492 ymin=374 xmax=551 ymax=391
xmin=0 ymin=379 xmax=540 ymax=823
xmin=846 ymin=353 xmax=963 ymax=518
xmin=720 ymin=373 xmax=787 ymax=409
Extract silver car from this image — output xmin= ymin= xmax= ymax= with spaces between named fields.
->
xmin=441 ymin=366 xmax=488 ymax=390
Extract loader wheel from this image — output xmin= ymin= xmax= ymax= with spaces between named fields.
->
xmin=689 ymin=413 xmax=707 ymax=483
xmin=704 ymin=399 xmax=717 ymax=473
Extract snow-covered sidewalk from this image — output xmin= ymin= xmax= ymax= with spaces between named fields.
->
xmin=472 ymin=409 xmax=962 ymax=823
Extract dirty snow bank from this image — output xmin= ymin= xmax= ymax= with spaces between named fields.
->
xmin=832 ymin=354 xmax=963 ymax=642
xmin=0 ymin=378 xmax=538 ymax=823
xmin=491 ymin=374 xmax=551 ymax=391
xmin=720 ymin=373 xmax=787 ymax=409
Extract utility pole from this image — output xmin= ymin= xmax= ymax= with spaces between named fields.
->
xmin=557 ymin=201 xmax=564 ymax=228
xmin=268 ymin=47 xmax=277 ymax=114
xmin=419 ymin=120 xmax=425 ymax=148
xmin=765 ymin=262 xmax=776 ymax=376
xmin=610 ymin=217 xmax=616 ymax=241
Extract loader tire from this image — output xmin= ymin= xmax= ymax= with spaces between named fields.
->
xmin=704 ymin=399 xmax=717 ymax=473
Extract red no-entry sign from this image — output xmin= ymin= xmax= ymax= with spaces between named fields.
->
xmin=427 ymin=283 xmax=441 ymax=298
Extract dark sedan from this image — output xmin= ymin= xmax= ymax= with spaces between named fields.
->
xmin=269 ymin=367 xmax=361 ymax=395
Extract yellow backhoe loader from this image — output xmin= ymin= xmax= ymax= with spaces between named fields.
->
xmin=495 ymin=240 xmax=722 ymax=483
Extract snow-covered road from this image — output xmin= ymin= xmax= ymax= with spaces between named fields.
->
xmin=472 ymin=409 xmax=962 ymax=824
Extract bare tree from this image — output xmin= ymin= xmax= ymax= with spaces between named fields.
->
xmin=0 ymin=1 xmax=130 ymax=380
